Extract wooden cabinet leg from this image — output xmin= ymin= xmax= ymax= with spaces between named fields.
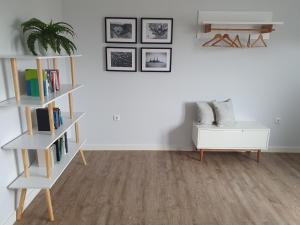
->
xmin=257 ymin=150 xmax=261 ymax=163
xmin=200 ymin=150 xmax=204 ymax=161
xmin=16 ymin=189 xmax=27 ymax=220
xmin=45 ymin=189 xmax=54 ymax=221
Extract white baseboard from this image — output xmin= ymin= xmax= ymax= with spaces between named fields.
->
xmin=268 ymin=147 xmax=300 ymax=153
xmin=1 ymin=189 xmax=40 ymax=225
xmin=83 ymin=144 xmax=300 ymax=153
xmin=83 ymin=144 xmax=192 ymax=151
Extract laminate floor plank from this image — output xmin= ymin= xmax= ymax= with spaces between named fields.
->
xmin=14 ymin=151 xmax=300 ymax=225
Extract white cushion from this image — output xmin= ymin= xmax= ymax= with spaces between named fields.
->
xmin=211 ymin=99 xmax=235 ymax=126
xmin=196 ymin=102 xmax=215 ymax=125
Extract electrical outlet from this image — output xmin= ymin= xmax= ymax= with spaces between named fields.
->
xmin=113 ymin=114 xmax=120 ymax=121
xmin=274 ymin=117 xmax=281 ymax=125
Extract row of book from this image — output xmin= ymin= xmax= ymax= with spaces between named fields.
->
xmin=25 ymin=69 xmax=60 ymax=97
xmin=37 ymin=133 xmax=68 ymax=167
xmin=36 ymin=107 xmax=63 ymax=131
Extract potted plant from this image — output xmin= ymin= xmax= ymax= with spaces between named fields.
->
xmin=21 ymin=18 xmax=77 ymax=56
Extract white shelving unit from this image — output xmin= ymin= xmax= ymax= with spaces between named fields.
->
xmin=0 ymin=54 xmax=87 ymax=222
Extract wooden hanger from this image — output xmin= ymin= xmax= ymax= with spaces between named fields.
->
xmin=211 ymin=34 xmax=237 ymax=47
xmin=247 ymin=34 xmax=251 ymax=48
xmin=202 ymin=34 xmax=222 ymax=47
xmin=231 ymin=35 xmax=243 ymax=48
xmin=251 ymin=33 xmax=267 ymax=47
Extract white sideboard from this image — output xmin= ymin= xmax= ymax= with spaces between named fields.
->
xmin=192 ymin=121 xmax=270 ymax=162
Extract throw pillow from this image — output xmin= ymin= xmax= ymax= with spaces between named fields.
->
xmin=211 ymin=99 xmax=235 ymax=126
xmin=196 ymin=102 xmax=215 ymax=125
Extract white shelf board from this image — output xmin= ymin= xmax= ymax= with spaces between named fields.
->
xmin=202 ymin=21 xmax=284 ymax=25
xmin=8 ymin=140 xmax=86 ymax=189
xmin=2 ymin=112 xmax=85 ymax=150
xmin=0 ymin=84 xmax=83 ymax=108
xmin=0 ymin=54 xmax=82 ymax=60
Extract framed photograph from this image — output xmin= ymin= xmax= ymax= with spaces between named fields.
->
xmin=141 ymin=48 xmax=172 ymax=72
xmin=106 ymin=47 xmax=137 ymax=72
xmin=105 ymin=17 xmax=137 ymax=43
xmin=141 ymin=18 xmax=173 ymax=44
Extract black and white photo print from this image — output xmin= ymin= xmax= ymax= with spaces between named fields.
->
xmin=106 ymin=47 xmax=137 ymax=72
xmin=141 ymin=18 xmax=173 ymax=44
xmin=105 ymin=17 xmax=137 ymax=43
xmin=141 ymin=48 xmax=172 ymax=72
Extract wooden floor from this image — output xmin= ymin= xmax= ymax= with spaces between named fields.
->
xmin=15 ymin=151 xmax=300 ymax=225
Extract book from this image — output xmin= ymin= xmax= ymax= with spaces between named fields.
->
xmin=55 ymin=140 xmax=61 ymax=162
xmin=36 ymin=107 xmax=63 ymax=131
xmin=25 ymin=69 xmax=48 ymax=97
xmin=46 ymin=69 xmax=60 ymax=92
xmin=26 ymin=81 xmax=31 ymax=96
xmin=36 ymin=108 xmax=50 ymax=131
xmin=36 ymin=147 xmax=55 ymax=168
xmin=64 ymin=133 xmax=68 ymax=153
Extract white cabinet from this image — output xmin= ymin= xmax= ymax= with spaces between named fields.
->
xmin=192 ymin=121 xmax=270 ymax=161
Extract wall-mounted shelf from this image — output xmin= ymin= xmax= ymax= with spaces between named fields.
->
xmin=203 ymin=21 xmax=284 ymax=33
xmin=197 ymin=11 xmax=284 ymax=48
xmin=1 ymin=54 xmax=87 ymax=222
xmin=8 ymin=140 xmax=86 ymax=189
xmin=202 ymin=21 xmax=284 ymax=25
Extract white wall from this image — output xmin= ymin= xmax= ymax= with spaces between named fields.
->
xmin=61 ymin=0 xmax=300 ymax=150
xmin=0 ymin=1 xmax=64 ymax=224
xmin=1 ymin=0 xmax=300 ymax=223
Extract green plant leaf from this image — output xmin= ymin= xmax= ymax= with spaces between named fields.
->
xmin=21 ymin=18 xmax=46 ymax=33
xmin=21 ymin=18 xmax=77 ymax=56
xmin=26 ymin=32 xmax=40 ymax=55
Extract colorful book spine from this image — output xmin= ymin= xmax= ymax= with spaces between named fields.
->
xmin=25 ymin=69 xmax=51 ymax=97
xmin=64 ymin=133 xmax=68 ymax=153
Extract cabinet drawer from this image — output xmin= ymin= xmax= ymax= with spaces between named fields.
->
xmin=197 ymin=129 xmax=269 ymax=149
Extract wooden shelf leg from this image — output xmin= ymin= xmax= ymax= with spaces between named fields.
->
xmin=25 ymin=106 xmax=33 ymax=135
xmin=68 ymin=93 xmax=74 ymax=119
xmin=75 ymin=122 xmax=80 ymax=144
xmin=69 ymin=57 xmax=76 ymax=87
xmin=200 ymin=149 xmax=204 ymax=161
xmin=16 ymin=189 xmax=27 ymax=220
xmin=45 ymin=189 xmax=54 ymax=221
xmin=36 ymin=59 xmax=45 ymax=103
xmin=80 ymin=149 xmax=87 ymax=166
xmin=22 ymin=149 xmax=30 ymax=177
xmin=75 ymin=122 xmax=87 ymax=165
xmin=48 ymin=102 xmax=55 ymax=135
xmin=10 ymin=58 xmax=21 ymax=102
xmin=257 ymin=150 xmax=261 ymax=163
xmin=52 ymin=58 xmax=58 ymax=70
xmin=45 ymin=149 xmax=52 ymax=178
